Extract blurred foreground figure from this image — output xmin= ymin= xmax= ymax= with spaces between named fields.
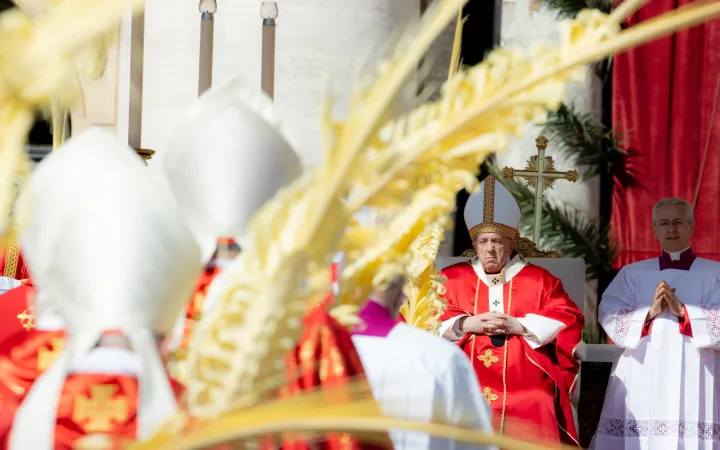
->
xmin=439 ymin=176 xmax=583 ymax=446
xmin=592 ymin=198 xmax=720 ymax=450
xmin=161 ymin=80 xmax=380 ymax=449
xmin=4 ymin=128 xmax=202 ymax=449
xmin=353 ymin=277 xmax=495 ymax=450
xmin=160 ymin=79 xmax=303 ymax=366
xmin=0 ymin=130 xmax=144 ymax=415
xmin=350 ymin=208 xmax=494 ymax=450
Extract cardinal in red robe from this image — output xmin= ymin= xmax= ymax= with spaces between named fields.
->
xmin=269 ymin=252 xmax=390 ymax=449
xmin=6 ymin=130 xmax=202 ymax=449
xmin=438 ymin=176 xmax=583 ymax=447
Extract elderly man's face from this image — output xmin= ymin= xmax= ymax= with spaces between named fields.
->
xmin=473 ymin=232 xmax=515 ymax=274
xmin=653 ymin=204 xmax=694 ymax=252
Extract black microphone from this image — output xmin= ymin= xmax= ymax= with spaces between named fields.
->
xmin=490 ymin=334 xmax=506 ymax=347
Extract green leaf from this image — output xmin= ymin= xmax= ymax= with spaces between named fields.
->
xmin=541 ymin=104 xmax=645 ymax=193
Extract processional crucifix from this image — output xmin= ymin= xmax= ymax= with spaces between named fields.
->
xmin=501 ymin=135 xmax=579 ymax=244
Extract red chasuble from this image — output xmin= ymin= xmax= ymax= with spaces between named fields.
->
xmin=439 ymin=257 xmax=583 ymax=447
xmin=0 ymin=283 xmax=35 ymax=344
xmin=0 ymin=328 xmax=65 ymax=406
xmin=0 ymin=366 xmax=184 ymax=449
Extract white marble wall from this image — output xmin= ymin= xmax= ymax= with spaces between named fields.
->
xmin=500 ymin=0 xmax=603 ymax=326
xmin=134 ymin=0 xmax=420 ymax=166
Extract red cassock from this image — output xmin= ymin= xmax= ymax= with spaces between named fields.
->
xmin=439 ymin=261 xmax=583 ymax=447
xmin=0 ymin=372 xmax=184 ymax=449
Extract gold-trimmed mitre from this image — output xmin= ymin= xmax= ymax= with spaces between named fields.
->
xmin=464 ymin=176 xmax=521 ymax=241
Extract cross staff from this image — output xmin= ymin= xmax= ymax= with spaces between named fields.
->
xmin=501 ymin=135 xmax=579 ymax=244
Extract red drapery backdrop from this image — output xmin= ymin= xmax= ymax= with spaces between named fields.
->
xmin=611 ymin=1 xmax=720 ymax=266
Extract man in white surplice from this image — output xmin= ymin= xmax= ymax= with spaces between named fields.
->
xmin=592 ymin=197 xmax=720 ymax=449
xmin=351 ymin=274 xmax=495 ymax=450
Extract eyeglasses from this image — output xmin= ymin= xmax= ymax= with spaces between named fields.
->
xmin=655 ymin=220 xmax=691 ymax=229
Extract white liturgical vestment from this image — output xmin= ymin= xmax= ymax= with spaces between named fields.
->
xmin=353 ymin=322 xmax=495 ymax=450
xmin=0 ymin=277 xmax=21 ymax=295
xmin=592 ymin=251 xmax=720 ymax=449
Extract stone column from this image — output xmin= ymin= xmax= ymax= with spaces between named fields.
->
xmin=141 ymin=0 xmax=200 ymax=160
xmin=69 ymin=27 xmax=121 ymax=137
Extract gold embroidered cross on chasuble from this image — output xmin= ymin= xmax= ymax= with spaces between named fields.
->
xmin=73 ymin=385 xmax=129 ymax=433
xmin=478 ymin=349 xmax=499 ymax=368
xmin=483 ymin=387 xmax=499 ymax=405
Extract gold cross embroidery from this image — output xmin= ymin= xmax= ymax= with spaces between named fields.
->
xmin=16 ymin=307 xmax=35 ymax=331
xmin=483 ymin=387 xmax=498 ymax=405
xmin=73 ymin=385 xmax=129 ymax=433
xmin=37 ymin=337 xmax=64 ymax=371
xmin=477 ymin=350 xmax=499 ymax=368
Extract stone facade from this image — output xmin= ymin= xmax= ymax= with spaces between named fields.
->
xmin=86 ymin=0 xmax=421 ymax=166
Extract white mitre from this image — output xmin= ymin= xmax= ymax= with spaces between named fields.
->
xmin=16 ymin=127 xmax=144 ymax=325
xmin=9 ymin=133 xmax=201 ymax=449
xmin=161 ymin=78 xmax=303 ymax=264
xmin=463 ymin=175 xmax=521 ymax=241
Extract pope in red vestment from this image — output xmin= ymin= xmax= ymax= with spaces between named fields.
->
xmin=439 ymin=176 xmax=583 ymax=447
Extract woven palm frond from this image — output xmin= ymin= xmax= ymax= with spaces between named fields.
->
xmin=186 ymin=0 xmax=470 ymax=418
xmin=401 ymin=221 xmax=448 ymax=333
xmin=176 ymin=0 xmax=718 ymax=431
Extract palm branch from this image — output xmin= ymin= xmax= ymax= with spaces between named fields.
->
xmin=542 ymin=103 xmax=644 ymax=195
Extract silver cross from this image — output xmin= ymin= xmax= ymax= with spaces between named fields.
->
xmin=492 ymin=300 xmax=501 ymax=307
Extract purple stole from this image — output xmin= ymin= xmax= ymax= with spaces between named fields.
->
xmin=352 ymin=300 xmax=398 ymax=338
xmin=658 ymin=247 xmax=697 ymax=271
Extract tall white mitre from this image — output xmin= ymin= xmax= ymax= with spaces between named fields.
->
xmin=160 ymin=78 xmax=303 ymax=264
xmin=464 ymin=175 xmax=522 ymax=242
xmin=16 ymin=127 xmax=144 ymax=325
xmin=9 ymin=130 xmax=202 ymax=449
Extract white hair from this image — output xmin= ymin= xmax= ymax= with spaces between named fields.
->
xmin=652 ymin=197 xmax=694 ymax=224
